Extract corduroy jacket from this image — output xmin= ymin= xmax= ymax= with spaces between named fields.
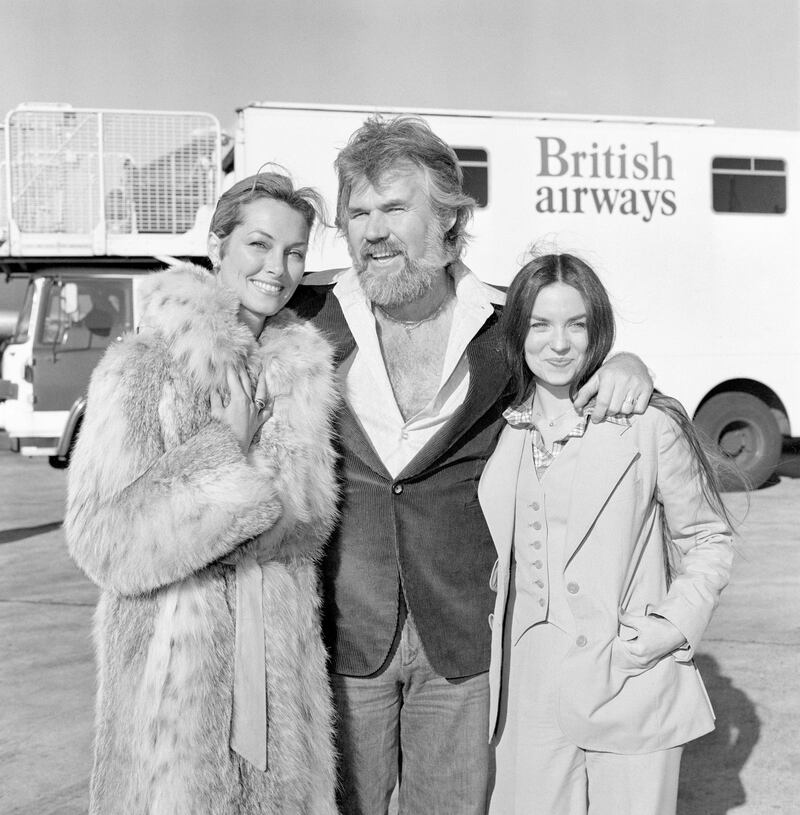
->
xmin=291 ymin=279 xmax=511 ymax=679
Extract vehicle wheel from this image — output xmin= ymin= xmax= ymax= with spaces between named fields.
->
xmin=694 ymin=392 xmax=782 ymax=490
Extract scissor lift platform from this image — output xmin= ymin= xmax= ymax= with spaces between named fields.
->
xmin=0 ymin=104 xmax=222 ymax=260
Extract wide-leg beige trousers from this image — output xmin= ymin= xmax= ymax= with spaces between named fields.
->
xmin=488 ymin=620 xmax=683 ymax=815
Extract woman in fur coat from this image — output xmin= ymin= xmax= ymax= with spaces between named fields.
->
xmin=65 ymin=173 xmax=340 ymax=814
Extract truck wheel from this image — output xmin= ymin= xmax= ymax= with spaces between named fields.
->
xmin=694 ymin=392 xmax=782 ymax=490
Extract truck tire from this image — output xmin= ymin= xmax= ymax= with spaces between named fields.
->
xmin=694 ymin=392 xmax=782 ymax=490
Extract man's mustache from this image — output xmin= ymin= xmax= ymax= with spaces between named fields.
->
xmin=359 ymin=239 xmax=406 ymax=262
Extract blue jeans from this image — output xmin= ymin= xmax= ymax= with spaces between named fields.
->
xmin=331 ymin=615 xmax=491 ymax=815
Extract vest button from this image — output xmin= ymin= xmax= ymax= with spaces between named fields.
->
xmin=533 ymin=541 xmax=542 ymax=550
xmin=530 ymin=501 xmax=540 ymax=511
xmin=392 ymin=483 xmax=403 ymax=495
xmin=532 ymin=521 xmax=542 ymax=530
xmin=576 ymin=635 xmax=588 ymax=647
xmin=567 ymin=582 xmax=580 ymax=594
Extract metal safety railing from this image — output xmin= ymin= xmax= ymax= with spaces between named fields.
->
xmin=0 ymin=123 xmax=6 ymax=248
xmin=1 ymin=104 xmax=222 ymax=257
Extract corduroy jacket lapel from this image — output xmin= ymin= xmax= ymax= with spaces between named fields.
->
xmin=337 ymin=402 xmax=392 ymax=479
xmin=295 ymin=284 xmax=509 ymax=481
xmin=290 ymin=283 xmax=356 ymax=364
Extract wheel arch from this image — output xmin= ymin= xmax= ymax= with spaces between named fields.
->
xmin=695 ymin=379 xmax=789 ymax=436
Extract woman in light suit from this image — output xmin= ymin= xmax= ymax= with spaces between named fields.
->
xmin=479 ymin=253 xmax=736 ymax=815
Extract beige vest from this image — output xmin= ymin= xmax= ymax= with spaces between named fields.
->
xmin=511 ymin=431 xmax=581 ymax=643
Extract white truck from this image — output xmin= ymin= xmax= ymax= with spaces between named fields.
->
xmin=0 ymin=104 xmax=222 ymax=457
xmin=1 ymin=101 xmax=794 ymax=488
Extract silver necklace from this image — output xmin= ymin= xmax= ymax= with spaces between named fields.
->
xmin=374 ymin=296 xmax=450 ymax=332
xmin=532 ymin=402 xmax=577 ymax=428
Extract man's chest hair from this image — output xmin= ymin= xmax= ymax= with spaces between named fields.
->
xmin=379 ymin=319 xmax=451 ymax=420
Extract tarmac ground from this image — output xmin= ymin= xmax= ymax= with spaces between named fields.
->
xmin=1 ymin=442 xmax=799 ymax=814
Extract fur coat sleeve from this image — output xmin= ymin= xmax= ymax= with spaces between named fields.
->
xmin=64 ymin=263 xmax=337 ymax=597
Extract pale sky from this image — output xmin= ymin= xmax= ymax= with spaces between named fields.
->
xmin=2 ymin=0 xmax=798 ymax=131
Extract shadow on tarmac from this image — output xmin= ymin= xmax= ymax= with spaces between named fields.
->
xmin=0 ymin=521 xmax=63 ymax=545
xmin=677 ymin=653 xmax=760 ymax=814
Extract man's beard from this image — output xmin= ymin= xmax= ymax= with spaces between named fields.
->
xmin=351 ymin=228 xmax=452 ymax=308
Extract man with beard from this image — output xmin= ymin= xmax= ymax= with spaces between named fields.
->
xmin=291 ymin=116 xmax=652 ymax=814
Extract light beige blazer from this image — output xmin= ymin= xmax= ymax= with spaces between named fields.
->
xmin=478 ymin=405 xmax=734 ymax=753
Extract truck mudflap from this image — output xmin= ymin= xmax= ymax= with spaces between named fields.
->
xmin=0 ymin=380 xmax=19 ymax=401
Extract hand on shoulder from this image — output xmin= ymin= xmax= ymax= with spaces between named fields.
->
xmin=573 ymin=352 xmax=653 ymax=421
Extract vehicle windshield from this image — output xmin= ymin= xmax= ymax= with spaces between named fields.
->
xmin=10 ymin=281 xmax=35 ymax=344
xmin=39 ymin=277 xmax=133 ymax=350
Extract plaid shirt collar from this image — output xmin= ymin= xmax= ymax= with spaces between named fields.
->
xmin=502 ymin=398 xmax=632 ymax=431
xmin=503 ymin=399 xmax=630 ymax=477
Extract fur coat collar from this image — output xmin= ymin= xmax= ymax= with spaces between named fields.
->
xmin=142 ymin=261 xmax=339 ymax=540
xmin=139 ymin=262 xmax=323 ymax=400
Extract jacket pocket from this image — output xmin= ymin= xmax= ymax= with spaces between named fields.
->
xmin=610 ymin=635 xmax=653 ymax=678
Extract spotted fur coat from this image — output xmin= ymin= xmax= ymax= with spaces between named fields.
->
xmin=65 ymin=263 xmax=339 ymax=814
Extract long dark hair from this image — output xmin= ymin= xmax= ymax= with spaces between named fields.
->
xmin=500 ymin=253 xmax=615 ymax=405
xmin=499 ymin=252 xmax=744 ymax=549
xmin=650 ymin=392 xmax=745 ymax=550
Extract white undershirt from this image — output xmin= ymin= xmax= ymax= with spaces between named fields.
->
xmin=333 ymin=262 xmax=497 ymax=478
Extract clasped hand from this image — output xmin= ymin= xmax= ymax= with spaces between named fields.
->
xmin=617 ymin=609 xmax=687 ymax=671
xmin=210 ymin=367 xmax=272 ymax=455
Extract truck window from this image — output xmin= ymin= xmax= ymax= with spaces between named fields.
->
xmin=39 ymin=278 xmax=133 ymax=350
xmin=712 ymin=156 xmax=786 ymax=214
xmin=453 ymin=148 xmax=489 ymax=207
xmin=10 ymin=282 xmax=36 ymax=344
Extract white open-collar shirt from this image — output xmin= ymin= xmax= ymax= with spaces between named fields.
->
xmin=332 ymin=261 xmax=499 ymax=478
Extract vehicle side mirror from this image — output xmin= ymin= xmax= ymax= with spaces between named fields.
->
xmin=61 ymin=283 xmax=79 ymax=317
